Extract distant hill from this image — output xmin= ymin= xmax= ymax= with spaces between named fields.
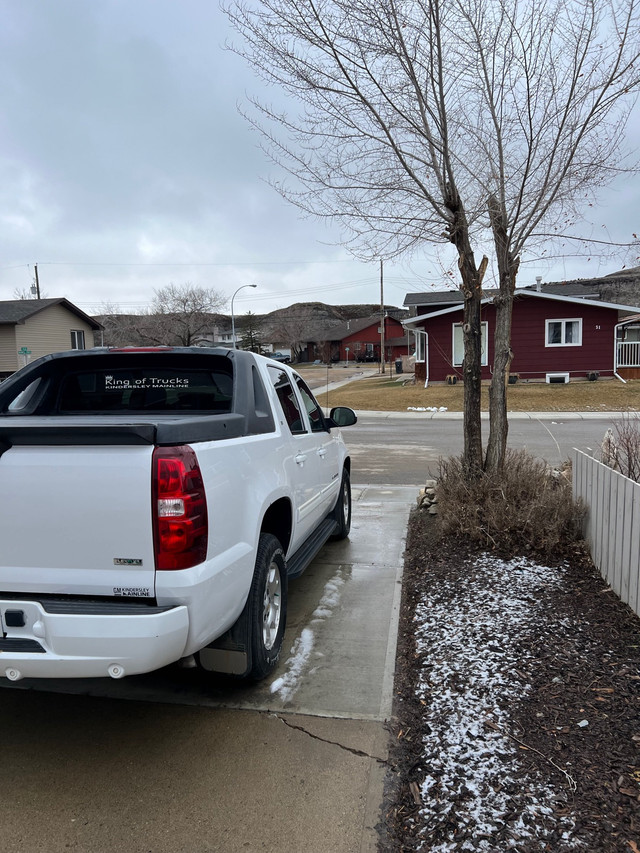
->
xmin=258 ymin=302 xmax=408 ymax=338
xmin=94 ymin=301 xmax=409 ymax=348
xmin=263 ymin=302 xmax=407 ymax=322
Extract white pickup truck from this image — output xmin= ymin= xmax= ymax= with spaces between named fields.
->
xmin=0 ymin=347 xmax=356 ymax=682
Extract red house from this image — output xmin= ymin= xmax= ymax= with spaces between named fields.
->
xmin=304 ymin=314 xmax=409 ymax=363
xmin=403 ymin=290 xmax=640 ymax=384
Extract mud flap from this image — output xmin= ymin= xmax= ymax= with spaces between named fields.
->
xmin=198 ymin=606 xmax=252 ymax=677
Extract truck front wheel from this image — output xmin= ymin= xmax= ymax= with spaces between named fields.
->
xmin=331 ymin=468 xmax=351 ymax=540
xmin=248 ymin=533 xmax=287 ymax=680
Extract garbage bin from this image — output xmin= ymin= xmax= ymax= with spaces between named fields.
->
xmin=395 ymin=359 xmax=403 ymax=374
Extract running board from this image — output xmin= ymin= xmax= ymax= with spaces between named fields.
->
xmin=286 ymin=517 xmax=338 ymax=579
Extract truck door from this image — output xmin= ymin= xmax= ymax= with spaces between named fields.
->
xmin=267 ymin=366 xmax=325 ymax=550
xmin=293 ymin=376 xmax=341 ymax=519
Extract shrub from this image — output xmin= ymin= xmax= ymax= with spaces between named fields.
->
xmin=436 ymin=449 xmax=585 ymax=558
xmin=601 ymin=414 xmax=640 ymax=483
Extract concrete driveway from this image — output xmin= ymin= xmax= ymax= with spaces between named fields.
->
xmin=0 ymin=484 xmax=414 ymax=853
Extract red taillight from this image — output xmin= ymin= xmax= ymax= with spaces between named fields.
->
xmin=152 ymin=445 xmax=208 ymax=570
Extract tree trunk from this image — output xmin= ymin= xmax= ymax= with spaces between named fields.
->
xmin=485 ymin=195 xmax=519 ymax=474
xmin=461 ymin=283 xmax=483 ymax=478
xmin=450 ymin=207 xmax=486 ymax=479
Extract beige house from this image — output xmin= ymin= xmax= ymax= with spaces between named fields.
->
xmin=0 ymin=298 xmax=103 ymax=378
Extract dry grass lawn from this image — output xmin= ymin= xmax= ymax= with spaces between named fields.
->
xmin=321 ymin=373 xmax=640 ymax=412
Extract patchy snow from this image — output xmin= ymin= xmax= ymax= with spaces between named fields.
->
xmin=312 ymin=573 xmax=345 ymax=619
xmin=270 ymin=570 xmax=345 ymax=701
xmin=269 ymin=627 xmax=315 ymax=702
xmin=407 ymin=406 xmax=448 ymax=413
xmin=413 ymin=555 xmax=582 ymax=851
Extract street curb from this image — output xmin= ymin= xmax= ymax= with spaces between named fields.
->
xmin=350 ymin=410 xmax=626 ymax=421
xmin=312 ymin=373 xmax=627 ymax=421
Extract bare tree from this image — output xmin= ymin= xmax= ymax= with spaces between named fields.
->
xmin=96 ymin=302 xmax=141 ymax=347
xmin=13 ymin=287 xmax=48 ymax=300
xmin=136 ymin=283 xmax=228 ymax=347
xmin=460 ymin=0 xmax=640 ymax=471
xmin=315 ymin=338 xmax=333 ymax=363
xmin=226 ymin=0 xmax=640 ymax=475
xmin=270 ymin=305 xmax=317 ymax=361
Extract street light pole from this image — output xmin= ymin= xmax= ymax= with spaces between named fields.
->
xmin=231 ymin=284 xmax=257 ymax=349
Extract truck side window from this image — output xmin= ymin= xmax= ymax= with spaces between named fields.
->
xmin=295 ymin=377 xmax=327 ymax=433
xmin=6 ymin=378 xmax=44 ymax=413
xmin=268 ymin=366 xmax=306 ymax=434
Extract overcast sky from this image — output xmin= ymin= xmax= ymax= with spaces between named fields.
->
xmin=0 ymin=0 xmax=638 ymax=318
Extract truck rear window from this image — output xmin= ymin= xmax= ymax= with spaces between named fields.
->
xmin=57 ymin=367 xmax=233 ymax=413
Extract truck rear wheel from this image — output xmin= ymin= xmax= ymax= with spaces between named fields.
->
xmin=247 ymin=533 xmax=287 ymax=680
xmin=331 ymin=468 xmax=351 ymax=540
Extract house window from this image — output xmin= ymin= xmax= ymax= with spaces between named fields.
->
xmin=453 ymin=322 xmax=488 ymax=366
xmin=545 ymin=319 xmax=582 ymax=347
xmin=70 ymin=330 xmax=86 ymax=350
xmin=415 ymin=332 xmax=425 ymax=363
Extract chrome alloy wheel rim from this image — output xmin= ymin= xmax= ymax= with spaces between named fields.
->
xmin=342 ymin=481 xmax=350 ymax=520
xmin=262 ymin=560 xmax=282 ymax=650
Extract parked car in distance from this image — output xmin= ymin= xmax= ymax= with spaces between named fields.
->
xmin=268 ymin=351 xmax=291 ymax=363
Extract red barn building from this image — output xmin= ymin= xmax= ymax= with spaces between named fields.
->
xmin=403 ymin=290 xmax=640 ymax=384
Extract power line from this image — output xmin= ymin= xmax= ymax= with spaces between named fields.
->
xmin=73 ymin=275 xmax=416 ymax=312
xmin=33 ymin=258 xmax=374 ymax=268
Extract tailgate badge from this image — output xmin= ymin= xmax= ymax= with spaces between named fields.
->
xmin=114 ymin=558 xmax=143 ymax=566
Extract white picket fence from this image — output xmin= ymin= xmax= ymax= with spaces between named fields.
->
xmin=572 ymin=449 xmax=640 ymax=619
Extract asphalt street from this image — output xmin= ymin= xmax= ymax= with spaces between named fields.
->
xmin=311 ymin=364 xmax=621 ymax=483
xmin=344 ymin=412 xmax=618 ymax=484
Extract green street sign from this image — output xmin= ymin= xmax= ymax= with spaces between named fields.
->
xmin=18 ymin=347 xmax=31 ymax=355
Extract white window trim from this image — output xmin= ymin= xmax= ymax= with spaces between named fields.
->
xmin=415 ymin=331 xmax=425 ymax=363
xmin=452 ymin=322 xmax=488 ymax=367
xmin=545 ymin=318 xmax=582 ymax=347
xmin=70 ymin=329 xmax=86 ymax=350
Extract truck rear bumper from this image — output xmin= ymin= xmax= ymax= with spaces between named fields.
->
xmin=0 ymin=599 xmax=189 ymax=680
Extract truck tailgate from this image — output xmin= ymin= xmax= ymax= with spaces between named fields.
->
xmin=0 ymin=445 xmax=157 ymax=598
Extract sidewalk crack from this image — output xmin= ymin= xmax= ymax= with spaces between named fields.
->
xmin=272 ymin=714 xmax=388 ymax=764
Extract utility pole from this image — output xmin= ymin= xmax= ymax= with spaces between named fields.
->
xmin=379 ymin=259 xmax=385 ymax=375
xmin=34 ymin=263 xmax=41 ymax=299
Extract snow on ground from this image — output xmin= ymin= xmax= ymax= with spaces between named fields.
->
xmin=407 ymin=406 xmax=448 ymax=413
xmin=269 ymin=570 xmax=345 ymax=702
xmin=413 ymin=555 xmax=582 ymax=851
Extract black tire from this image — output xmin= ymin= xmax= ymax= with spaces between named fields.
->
xmin=331 ymin=468 xmax=351 ymax=540
xmin=247 ymin=533 xmax=287 ymax=681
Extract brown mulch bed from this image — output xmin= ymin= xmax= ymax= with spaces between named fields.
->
xmin=379 ymin=511 xmax=640 ymax=852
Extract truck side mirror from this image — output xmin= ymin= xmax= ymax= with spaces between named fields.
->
xmin=328 ymin=406 xmax=357 ymax=428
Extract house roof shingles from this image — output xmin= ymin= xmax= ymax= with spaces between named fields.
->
xmin=0 ymin=298 xmax=103 ymax=329
xmin=404 ymin=268 xmax=640 ymax=310
xmin=307 ymin=314 xmax=410 ymax=344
